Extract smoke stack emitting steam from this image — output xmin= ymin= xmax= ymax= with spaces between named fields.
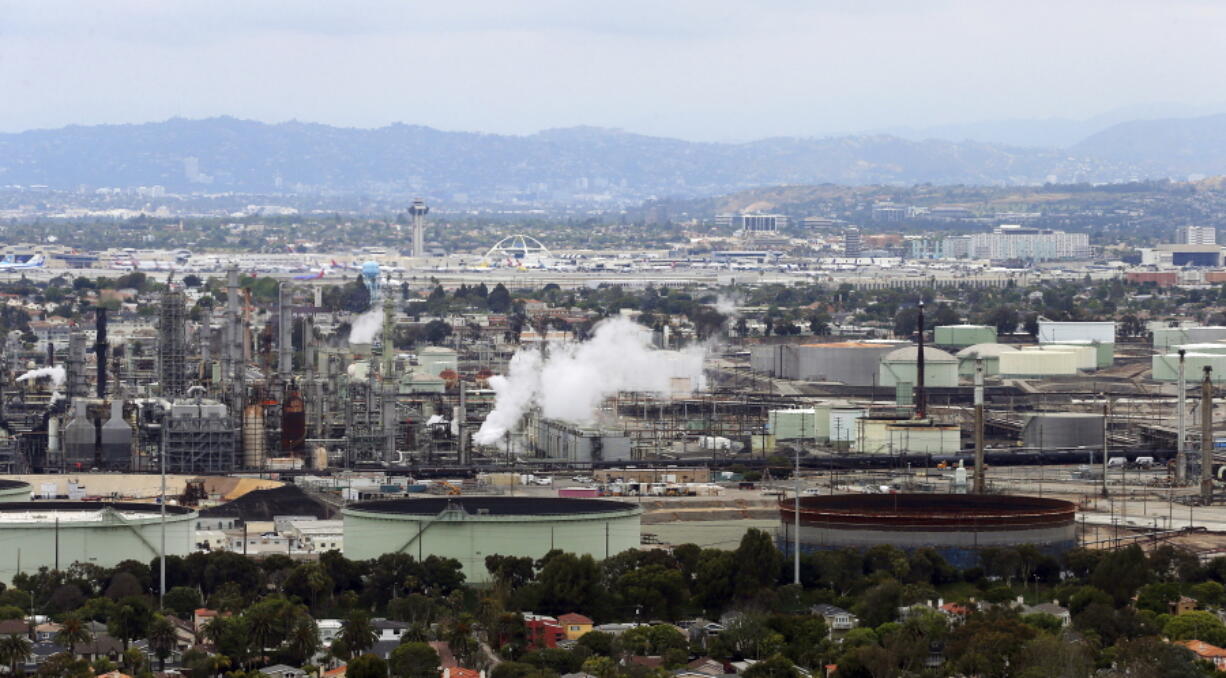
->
xmin=474 ymin=316 xmax=706 ymax=445
xmin=16 ymin=366 xmax=66 ymax=387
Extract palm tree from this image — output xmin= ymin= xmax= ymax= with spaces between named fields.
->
xmin=206 ymin=653 xmax=231 ymax=678
xmin=286 ymin=612 xmax=320 ymax=666
xmin=338 ymin=611 xmax=378 ymax=659
xmin=0 ymin=634 xmax=32 ymax=676
xmin=55 ymin=615 xmax=92 ymax=659
xmin=146 ymin=614 xmax=177 ymax=672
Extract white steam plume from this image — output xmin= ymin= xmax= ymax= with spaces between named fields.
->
xmin=16 ymin=366 xmax=66 ymax=387
xmin=714 ymin=294 xmax=738 ymax=317
xmin=474 ymin=316 xmax=706 ymax=445
xmin=348 ymin=309 xmax=383 ymax=345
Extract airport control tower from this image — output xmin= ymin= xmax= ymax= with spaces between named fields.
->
xmin=409 ymin=198 xmax=429 ymax=258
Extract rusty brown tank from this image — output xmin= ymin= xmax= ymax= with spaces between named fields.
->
xmin=280 ymin=385 xmax=306 ymax=458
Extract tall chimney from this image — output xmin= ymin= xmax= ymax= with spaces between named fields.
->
xmin=915 ymin=300 xmax=926 ymax=419
xmin=95 ymin=308 xmax=108 ymax=399
xmin=1203 ymin=366 xmax=1214 ymax=505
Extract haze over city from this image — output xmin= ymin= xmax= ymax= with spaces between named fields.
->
xmin=4 ymin=0 xmax=1226 ymax=143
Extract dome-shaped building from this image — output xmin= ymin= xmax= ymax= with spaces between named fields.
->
xmin=956 ymin=343 xmax=1019 ymax=377
xmin=878 ymin=345 xmax=958 ymax=388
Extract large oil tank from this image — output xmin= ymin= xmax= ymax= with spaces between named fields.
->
xmin=281 ymin=387 xmax=306 ymax=458
xmin=100 ymin=400 xmax=132 ymax=469
xmin=243 ymin=404 xmax=266 ymax=468
xmin=62 ymin=401 xmax=95 ymax=470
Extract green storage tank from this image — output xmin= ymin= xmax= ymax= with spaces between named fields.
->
xmin=343 ymin=497 xmax=643 ymax=583
xmin=934 ymin=325 xmax=996 ymax=348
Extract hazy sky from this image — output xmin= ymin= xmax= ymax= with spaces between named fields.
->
xmin=2 ymin=0 xmax=1225 ymax=141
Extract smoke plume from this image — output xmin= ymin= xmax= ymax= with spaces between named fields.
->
xmin=348 ymin=309 xmax=383 ymax=345
xmin=474 ymin=316 xmax=706 ymax=445
xmin=16 ymin=366 xmax=66 ymax=387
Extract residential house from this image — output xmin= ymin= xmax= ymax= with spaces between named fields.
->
xmin=260 ymin=665 xmax=308 ymax=678
xmin=526 ymin=617 xmax=565 ymax=649
xmin=1178 ymin=639 xmax=1226 ymax=670
xmin=1021 ymin=601 xmax=1071 ymax=627
xmin=373 ymin=618 xmax=411 ymax=642
xmin=193 ymin=608 xmax=219 ymax=636
xmin=558 ymin=613 xmax=593 ymax=641
xmin=684 ymin=657 xmax=728 ymax=676
xmin=443 ymin=669 xmax=483 ymax=678
xmin=0 ymin=619 xmax=29 ymax=638
xmin=33 ymin=621 xmax=60 ymax=642
xmin=1172 ymin=596 xmax=1198 ymax=616
xmin=811 ymin=604 xmax=857 ymax=632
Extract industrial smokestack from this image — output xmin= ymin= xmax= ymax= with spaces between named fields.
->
xmin=915 ymin=300 xmax=926 ymax=420
xmin=96 ymin=308 xmax=108 ymax=399
xmin=1178 ymin=349 xmax=1187 ymax=484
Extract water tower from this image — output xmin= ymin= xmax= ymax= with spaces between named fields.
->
xmin=361 ymin=260 xmax=382 ymax=303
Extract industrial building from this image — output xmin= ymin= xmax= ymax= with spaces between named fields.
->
xmin=852 ymin=417 xmax=960 ymax=455
xmin=0 ymin=502 xmax=197 ymax=583
xmin=998 ymin=349 xmax=1081 ymax=377
xmin=1021 ymin=413 xmax=1105 ymax=451
xmin=343 ymin=497 xmax=643 ymax=583
xmin=779 ymin=494 xmax=1077 ymax=568
xmin=531 ymin=418 xmax=632 ymax=463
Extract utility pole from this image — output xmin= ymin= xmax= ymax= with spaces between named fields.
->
xmin=1178 ymin=349 xmax=1187 ymax=485
xmin=974 ymin=358 xmax=985 ymax=494
xmin=1203 ymin=366 xmax=1214 ymax=506
xmin=1102 ymin=397 xmax=1109 ymax=497
xmin=159 ymin=420 xmax=167 ymax=610
xmin=794 ymin=414 xmax=802 ymax=585
xmin=915 ymin=300 xmax=926 ymax=420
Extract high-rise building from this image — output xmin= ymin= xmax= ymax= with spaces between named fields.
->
xmin=843 ymin=227 xmax=863 ymax=258
xmin=1177 ymin=226 xmax=1217 ymax=245
xmin=967 ymin=225 xmax=1090 ymax=261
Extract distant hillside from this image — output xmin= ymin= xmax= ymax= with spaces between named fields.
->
xmin=0 ymin=117 xmax=1122 ymax=203
xmin=1072 ymin=114 xmax=1226 ymax=178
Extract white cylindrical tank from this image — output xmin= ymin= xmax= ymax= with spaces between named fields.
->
xmin=0 ymin=502 xmax=197 ymax=583
xmin=243 ymin=405 xmax=266 ymax=469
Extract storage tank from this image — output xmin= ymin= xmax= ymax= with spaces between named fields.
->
xmin=956 ymin=343 xmax=1018 ymax=376
xmin=1152 ymin=353 xmax=1226 ymax=382
xmin=1022 ymin=413 xmax=1105 ymax=450
xmin=100 ymin=400 xmax=132 ymax=469
xmin=1171 ymin=343 xmax=1226 ymax=355
xmin=780 ymin=494 xmax=1077 ymax=568
xmin=1038 ymin=321 xmax=1115 ymax=344
xmin=281 ymin=386 xmax=306 ymax=458
xmin=343 ymin=497 xmax=642 ymax=583
xmin=0 ymin=481 xmax=32 ymax=503
xmin=752 ymin=341 xmax=903 ymax=385
xmin=878 ymin=346 xmax=959 ymax=388
xmin=829 ymin=408 xmax=866 ymax=447
xmin=998 ymin=349 xmax=1080 ymax=377
xmin=0 ymin=502 xmax=197 ymax=583
xmin=1021 ymin=344 xmax=1096 ymax=370
xmin=1041 ymin=340 xmax=1113 ymax=368
xmin=418 ymin=346 xmax=459 ymax=378
xmin=1154 ymin=326 xmax=1226 ymax=350
xmin=934 ymin=325 xmax=996 ymax=348
xmin=243 ymin=404 xmax=266 ymax=468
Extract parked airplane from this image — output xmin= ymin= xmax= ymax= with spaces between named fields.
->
xmin=0 ymin=254 xmax=44 ymax=270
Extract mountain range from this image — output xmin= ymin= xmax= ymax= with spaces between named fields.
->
xmin=4 ymin=114 xmax=1226 ymax=203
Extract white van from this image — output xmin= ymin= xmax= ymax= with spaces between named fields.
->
xmin=1107 ymin=457 xmax=1127 ymax=468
